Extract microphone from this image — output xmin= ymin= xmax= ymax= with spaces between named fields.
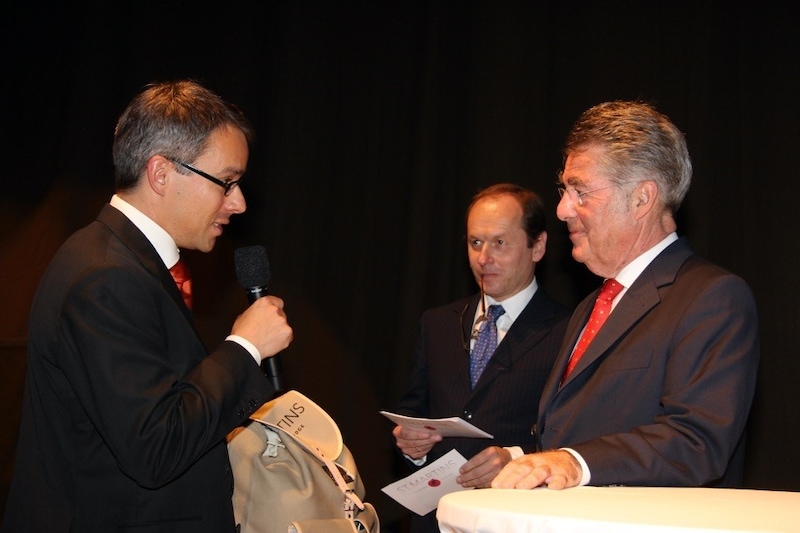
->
xmin=234 ymin=245 xmax=283 ymax=392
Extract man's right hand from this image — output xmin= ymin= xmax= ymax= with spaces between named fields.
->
xmin=490 ymin=449 xmax=582 ymax=490
xmin=231 ymin=295 xmax=293 ymax=360
xmin=392 ymin=424 xmax=442 ymax=460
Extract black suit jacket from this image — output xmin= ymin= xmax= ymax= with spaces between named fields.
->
xmin=2 ymin=205 xmax=273 ymax=532
xmin=537 ymin=238 xmax=760 ymax=487
xmin=395 ymin=287 xmax=570 ymax=466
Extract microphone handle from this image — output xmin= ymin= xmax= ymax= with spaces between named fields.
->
xmin=246 ymin=286 xmax=269 ymax=302
xmin=246 ymin=286 xmax=284 ymax=392
xmin=264 ymin=357 xmax=284 ymax=392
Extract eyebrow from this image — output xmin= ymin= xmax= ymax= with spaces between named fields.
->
xmin=219 ymin=166 xmax=246 ymax=180
xmin=560 ymin=174 xmax=586 ymax=187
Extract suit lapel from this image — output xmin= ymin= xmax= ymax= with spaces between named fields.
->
xmin=471 ymin=290 xmax=560 ymax=392
xmin=458 ymin=296 xmax=481 ymax=391
xmin=97 ymin=204 xmax=194 ymax=323
xmin=547 ymin=299 xmax=592 ymax=391
xmin=559 ymin=278 xmax=659 ymax=386
xmin=550 ymin=238 xmax=695 ymax=391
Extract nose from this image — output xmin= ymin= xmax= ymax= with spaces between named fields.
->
xmin=556 ymin=190 xmax=574 ymax=221
xmin=226 ymin=186 xmax=247 ymax=214
xmin=477 ymin=245 xmax=493 ymax=265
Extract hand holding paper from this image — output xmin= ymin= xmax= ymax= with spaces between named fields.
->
xmin=380 ymin=411 xmax=494 ymax=439
xmin=455 ymin=445 xmax=514 ymax=488
xmin=391 ymin=421 xmax=442 ymax=460
xmin=381 ymin=449 xmax=472 ymax=516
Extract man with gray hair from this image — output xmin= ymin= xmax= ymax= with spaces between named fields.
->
xmin=492 ymin=101 xmax=759 ymax=490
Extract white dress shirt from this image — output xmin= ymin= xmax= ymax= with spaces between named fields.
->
xmin=109 ymin=195 xmax=261 ymax=364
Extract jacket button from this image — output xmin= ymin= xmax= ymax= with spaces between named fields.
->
xmin=463 ymin=410 xmax=472 ymax=420
xmin=530 ymin=423 xmax=538 ymax=437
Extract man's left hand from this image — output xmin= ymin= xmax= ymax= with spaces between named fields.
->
xmin=456 ymin=446 xmax=512 ymax=488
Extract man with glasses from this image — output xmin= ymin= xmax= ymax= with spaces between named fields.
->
xmin=2 ymin=80 xmax=293 ymax=532
xmin=391 ymin=183 xmax=570 ymax=532
xmin=491 ymin=101 xmax=759 ymax=491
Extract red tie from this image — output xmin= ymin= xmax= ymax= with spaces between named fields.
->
xmin=562 ymin=278 xmax=623 ymax=381
xmin=169 ymin=258 xmax=193 ymax=310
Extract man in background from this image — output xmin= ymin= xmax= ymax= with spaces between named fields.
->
xmin=492 ymin=100 xmax=759 ymax=491
xmin=2 ymin=80 xmax=293 ymax=532
xmin=392 ymin=183 xmax=570 ymax=532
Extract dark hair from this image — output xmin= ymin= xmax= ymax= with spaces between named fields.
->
xmin=563 ymin=100 xmax=692 ymax=213
xmin=112 ymin=79 xmax=255 ymax=191
xmin=466 ymin=183 xmax=547 ymax=247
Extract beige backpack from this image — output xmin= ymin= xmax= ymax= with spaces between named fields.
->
xmin=227 ymin=390 xmax=380 ymax=533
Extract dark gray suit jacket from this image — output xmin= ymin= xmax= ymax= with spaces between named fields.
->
xmin=393 ymin=287 xmax=569 ymax=532
xmin=2 ymin=205 xmax=273 ymax=532
xmin=396 ymin=287 xmax=570 ymax=466
xmin=537 ymin=238 xmax=760 ymax=487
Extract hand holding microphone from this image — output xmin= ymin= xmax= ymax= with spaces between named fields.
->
xmin=232 ymin=245 xmax=292 ymax=391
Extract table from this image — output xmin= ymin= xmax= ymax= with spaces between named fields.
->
xmin=437 ymin=486 xmax=800 ymax=532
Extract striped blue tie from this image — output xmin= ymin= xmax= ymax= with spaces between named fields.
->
xmin=469 ymin=304 xmax=505 ymax=388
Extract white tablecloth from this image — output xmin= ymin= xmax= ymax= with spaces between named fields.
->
xmin=437 ymin=486 xmax=800 ymax=532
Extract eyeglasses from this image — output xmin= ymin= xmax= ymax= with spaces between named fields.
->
xmin=170 ymin=159 xmax=242 ymax=196
xmin=556 ymin=184 xmax=617 ymax=207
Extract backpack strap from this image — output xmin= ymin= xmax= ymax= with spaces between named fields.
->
xmin=310 ymin=444 xmax=365 ymax=519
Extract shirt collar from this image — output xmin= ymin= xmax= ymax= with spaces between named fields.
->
xmin=615 ymin=232 xmax=679 ymax=289
xmin=109 ymin=194 xmax=180 ymax=269
xmin=483 ymin=276 xmax=539 ymax=325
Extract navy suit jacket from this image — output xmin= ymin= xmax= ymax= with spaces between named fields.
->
xmin=537 ymin=238 xmax=760 ymax=487
xmin=2 ymin=205 xmax=273 ymax=532
xmin=395 ymin=287 xmax=570 ymax=466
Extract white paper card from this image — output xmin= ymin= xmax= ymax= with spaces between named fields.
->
xmin=381 ymin=449 xmax=473 ymax=516
xmin=379 ymin=411 xmax=493 ymax=438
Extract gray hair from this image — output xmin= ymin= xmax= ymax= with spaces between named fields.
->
xmin=112 ymin=79 xmax=254 ymax=191
xmin=563 ymin=100 xmax=692 ymax=213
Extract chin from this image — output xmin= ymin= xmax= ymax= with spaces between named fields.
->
xmin=197 ymin=240 xmax=216 ymax=253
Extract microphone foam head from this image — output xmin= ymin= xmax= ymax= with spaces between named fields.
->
xmin=234 ymin=245 xmax=271 ymax=289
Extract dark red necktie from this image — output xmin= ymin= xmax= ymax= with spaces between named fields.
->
xmin=562 ymin=278 xmax=623 ymax=381
xmin=169 ymin=259 xmax=193 ymax=310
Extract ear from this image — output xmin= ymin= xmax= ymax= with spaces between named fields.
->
xmin=146 ymin=155 xmax=171 ymax=196
xmin=632 ymin=180 xmax=658 ymax=219
xmin=530 ymin=231 xmax=547 ymax=262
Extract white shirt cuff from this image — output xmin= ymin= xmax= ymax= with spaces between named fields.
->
xmin=505 ymin=446 xmax=524 ymax=460
xmin=561 ymin=447 xmax=591 ymax=486
xmin=226 ymin=335 xmax=261 ymax=365
xmin=406 ymin=454 xmax=427 ymax=466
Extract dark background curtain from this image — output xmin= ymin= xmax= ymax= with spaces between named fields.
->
xmin=1 ymin=1 xmax=797 ymax=531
